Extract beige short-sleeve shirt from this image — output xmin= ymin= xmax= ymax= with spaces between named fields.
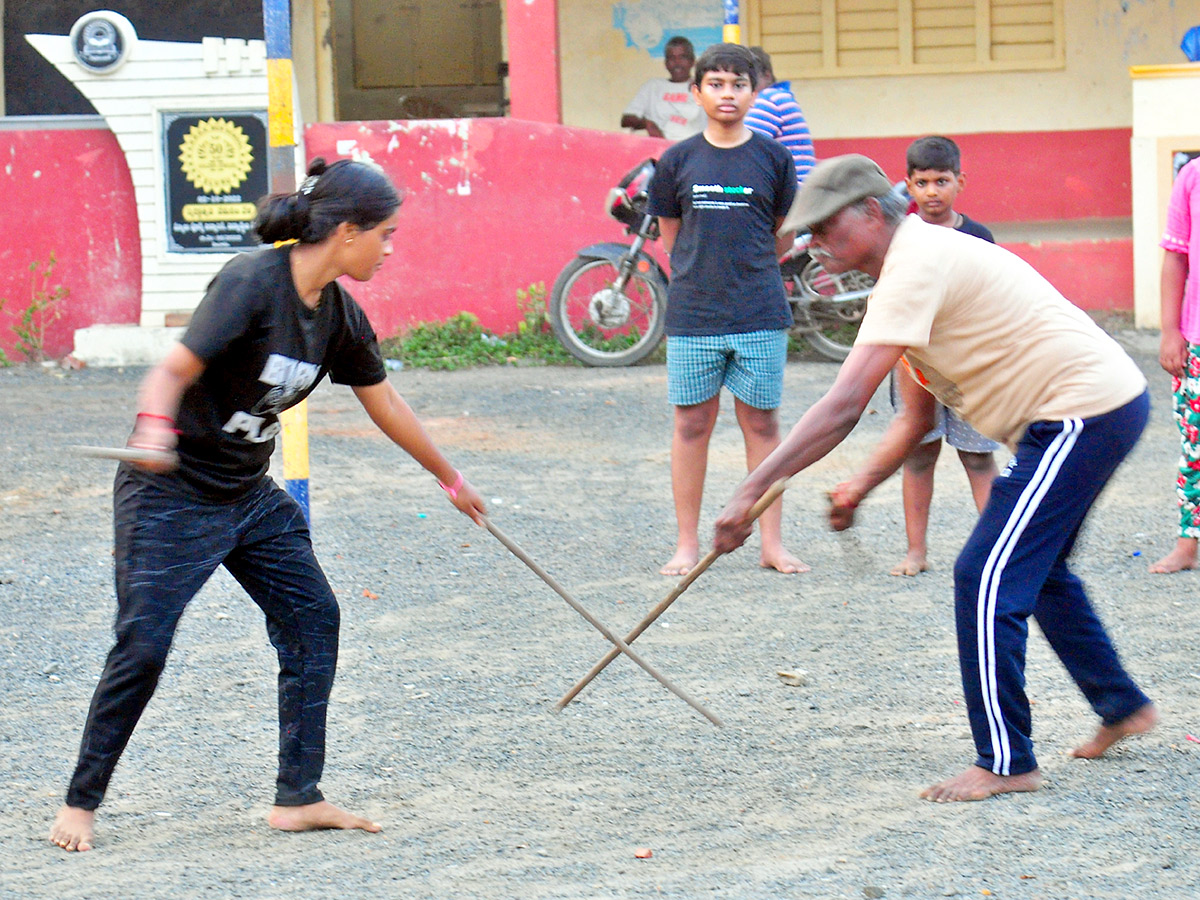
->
xmin=855 ymin=216 xmax=1145 ymax=448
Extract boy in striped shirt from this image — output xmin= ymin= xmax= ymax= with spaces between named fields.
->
xmin=746 ymin=47 xmax=815 ymax=185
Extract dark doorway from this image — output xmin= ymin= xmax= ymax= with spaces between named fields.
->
xmin=331 ymin=0 xmax=504 ymax=120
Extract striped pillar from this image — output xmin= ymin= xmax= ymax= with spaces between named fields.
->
xmin=281 ymin=402 xmax=310 ymax=518
xmin=263 ymin=0 xmax=311 ymax=522
xmin=722 ymin=0 xmax=741 ymax=44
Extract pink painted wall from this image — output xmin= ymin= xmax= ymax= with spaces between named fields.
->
xmin=0 ymin=122 xmax=1135 ymax=364
xmin=1005 ymin=239 xmax=1134 ymax=311
xmin=309 ymin=120 xmax=1135 ymax=337
xmin=305 ymin=119 xmax=667 ymax=338
xmin=815 ymin=129 xmax=1135 ymax=308
xmin=815 ymin=129 xmax=1132 ymax=223
xmin=504 ymin=0 xmax=562 ymax=124
xmin=0 ymin=128 xmax=141 ymax=360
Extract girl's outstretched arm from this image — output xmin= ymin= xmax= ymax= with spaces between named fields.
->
xmin=352 ymin=380 xmax=487 ymax=524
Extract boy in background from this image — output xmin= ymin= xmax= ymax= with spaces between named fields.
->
xmin=888 ymin=136 xmax=1002 ymax=576
xmin=745 ymin=46 xmax=816 ymax=185
xmin=1149 ymin=155 xmax=1200 ymax=574
xmin=647 ymin=43 xmax=806 ymax=577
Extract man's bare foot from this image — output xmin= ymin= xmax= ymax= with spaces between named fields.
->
xmin=660 ymin=549 xmax=699 ymax=577
xmin=890 ymin=550 xmax=928 ymax=577
xmin=267 ymin=800 xmax=381 ymax=833
xmin=920 ymin=766 xmax=1043 ymax=802
xmin=760 ymin=548 xmax=810 ymax=574
xmin=50 ymin=806 xmax=95 ymax=852
xmin=1149 ymin=540 xmax=1197 ymax=574
xmin=1070 ymin=702 xmax=1158 ymax=759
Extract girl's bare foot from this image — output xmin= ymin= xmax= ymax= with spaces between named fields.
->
xmin=760 ymin=548 xmax=810 ymax=574
xmin=50 ymin=806 xmax=95 ymax=852
xmin=890 ymin=550 xmax=928 ymax=577
xmin=1071 ymin=702 xmax=1158 ymax=759
xmin=1149 ymin=538 xmax=1197 ymax=574
xmin=920 ymin=766 xmax=1043 ymax=802
xmin=267 ymin=800 xmax=381 ymax=833
xmin=660 ymin=548 xmax=699 ymax=577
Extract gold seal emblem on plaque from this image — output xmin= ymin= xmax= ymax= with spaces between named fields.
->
xmin=178 ymin=118 xmax=254 ymax=194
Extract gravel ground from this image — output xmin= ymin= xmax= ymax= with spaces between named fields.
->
xmin=1 ymin=330 xmax=1197 ymax=900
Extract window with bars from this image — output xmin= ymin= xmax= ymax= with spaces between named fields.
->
xmin=751 ymin=0 xmax=1063 ymax=77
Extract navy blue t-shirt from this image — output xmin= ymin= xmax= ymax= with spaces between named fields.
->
xmin=956 ymin=212 xmax=994 ymax=243
xmin=647 ymin=131 xmax=796 ymax=336
xmin=175 ymin=245 xmax=386 ymax=500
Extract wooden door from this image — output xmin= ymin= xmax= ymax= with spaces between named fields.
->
xmin=332 ymin=0 xmax=504 ymax=119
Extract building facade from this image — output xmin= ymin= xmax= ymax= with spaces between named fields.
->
xmin=0 ymin=1 xmax=1194 ymax=360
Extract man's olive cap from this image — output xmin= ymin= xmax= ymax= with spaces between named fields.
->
xmin=783 ymin=154 xmax=892 ymax=233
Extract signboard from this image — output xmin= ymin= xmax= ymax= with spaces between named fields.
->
xmin=163 ymin=111 xmax=269 ymax=253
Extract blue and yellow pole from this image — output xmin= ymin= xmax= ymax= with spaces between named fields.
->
xmin=263 ymin=0 xmax=311 ymax=522
xmin=722 ymin=0 xmax=741 ymax=44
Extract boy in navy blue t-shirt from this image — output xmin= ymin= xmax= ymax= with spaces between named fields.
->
xmin=647 ymin=42 xmax=805 ymax=577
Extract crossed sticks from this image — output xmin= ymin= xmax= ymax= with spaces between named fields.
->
xmin=484 ymin=479 xmax=789 ymax=727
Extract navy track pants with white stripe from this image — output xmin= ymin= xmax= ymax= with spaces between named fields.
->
xmin=953 ymin=390 xmax=1152 ymax=777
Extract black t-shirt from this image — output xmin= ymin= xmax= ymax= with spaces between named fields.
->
xmin=175 ymin=245 xmax=386 ymax=500
xmin=956 ymin=213 xmax=994 ymax=243
xmin=647 ymin=131 xmax=796 ymax=336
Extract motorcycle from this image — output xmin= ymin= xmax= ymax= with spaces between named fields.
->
xmin=548 ymin=158 xmax=873 ymax=367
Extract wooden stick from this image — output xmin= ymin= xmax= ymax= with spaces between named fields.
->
xmin=556 ymin=478 xmax=790 ymax=711
xmin=72 ymin=445 xmax=178 ymax=467
xmin=482 ymin=515 xmax=723 ymax=727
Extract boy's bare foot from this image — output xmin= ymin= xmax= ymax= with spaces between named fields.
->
xmin=1149 ymin=541 xmax=1197 ymax=574
xmin=920 ymin=766 xmax=1043 ymax=802
xmin=49 ymin=806 xmax=95 ymax=852
xmin=660 ymin=549 xmax=699 ymax=577
xmin=1070 ymin=702 xmax=1158 ymax=759
xmin=890 ymin=551 xmax=928 ymax=577
xmin=760 ymin=548 xmax=810 ymax=574
xmin=267 ymin=800 xmax=382 ymax=833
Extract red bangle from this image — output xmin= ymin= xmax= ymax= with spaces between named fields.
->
xmin=137 ymin=412 xmax=181 ymax=434
xmin=437 ymin=470 xmax=463 ymax=500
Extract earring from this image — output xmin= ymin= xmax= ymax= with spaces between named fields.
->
xmin=345 ymin=238 xmax=354 ymax=244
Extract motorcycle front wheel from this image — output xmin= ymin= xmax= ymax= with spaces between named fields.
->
xmin=549 ymin=256 xmax=666 ymax=366
xmin=788 ymin=258 xmax=872 ymax=362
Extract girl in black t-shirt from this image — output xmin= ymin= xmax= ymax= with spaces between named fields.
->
xmin=51 ymin=159 xmax=487 ymax=852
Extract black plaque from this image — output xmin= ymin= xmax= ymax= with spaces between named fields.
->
xmin=163 ymin=111 xmax=269 ymax=252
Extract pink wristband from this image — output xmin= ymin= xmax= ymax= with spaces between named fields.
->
xmin=437 ymin=470 xmax=463 ymax=500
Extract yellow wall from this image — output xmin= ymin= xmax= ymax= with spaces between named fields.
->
xmin=560 ymin=0 xmax=1195 ymax=138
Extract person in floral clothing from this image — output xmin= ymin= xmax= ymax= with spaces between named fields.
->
xmin=1151 ymin=156 xmax=1200 ymax=574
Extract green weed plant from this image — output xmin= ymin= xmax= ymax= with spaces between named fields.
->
xmin=0 ymin=252 xmax=70 ymax=365
xmin=380 ymin=283 xmax=577 ymax=370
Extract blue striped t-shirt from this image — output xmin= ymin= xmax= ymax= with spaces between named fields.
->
xmin=745 ymin=81 xmax=815 ymax=185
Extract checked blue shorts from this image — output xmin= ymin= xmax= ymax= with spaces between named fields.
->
xmin=666 ymin=330 xmax=788 ymax=410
